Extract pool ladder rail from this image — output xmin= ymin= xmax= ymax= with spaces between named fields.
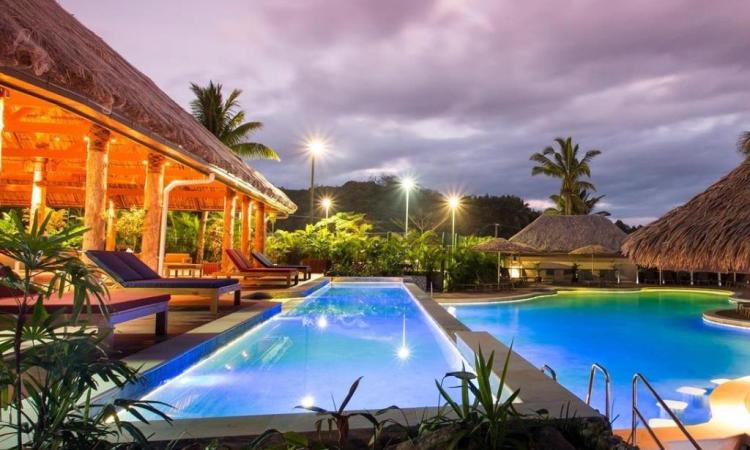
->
xmin=631 ymin=373 xmax=701 ymax=450
xmin=585 ymin=362 xmax=612 ymax=420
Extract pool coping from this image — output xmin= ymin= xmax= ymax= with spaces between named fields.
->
xmin=703 ymin=308 xmax=750 ymax=330
xmin=98 ymin=278 xmax=603 ymax=443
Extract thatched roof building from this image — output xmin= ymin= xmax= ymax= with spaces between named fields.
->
xmin=0 ymin=0 xmax=295 ymax=214
xmin=510 ymin=214 xmax=626 ymax=254
xmin=622 ymin=160 xmax=750 ymax=272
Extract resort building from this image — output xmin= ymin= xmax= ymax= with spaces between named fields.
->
xmin=508 ymin=214 xmax=637 ymax=283
xmin=0 ymin=0 xmax=296 ymax=273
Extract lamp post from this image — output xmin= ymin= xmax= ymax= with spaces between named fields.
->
xmin=306 ymin=139 xmax=326 ymax=223
xmin=401 ymin=177 xmax=415 ymax=235
xmin=321 ymin=197 xmax=332 ymax=219
xmin=447 ymin=195 xmax=460 ymax=247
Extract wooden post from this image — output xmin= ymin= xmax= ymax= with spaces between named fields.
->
xmin=196 ymin=211 xmax=208 ymax=264
xmin=221 ymin=188 xmax=237 ymax=273
xmin=82 ymin=125 xmax=110 ymax=251
xmin=140 ymin=153 xmax=166 ymax=270
xmin=254 ymin=201 xmax=266 ymax=255
xmin=29 ymin=157 xmax=48 ymax=227
xmin=240 ymin=195 xmax=251 ymax=256
xmin=105 ymin=200 xmax=117 ymax=251
xmin=0 ymin=87 xmax=5 ymax=174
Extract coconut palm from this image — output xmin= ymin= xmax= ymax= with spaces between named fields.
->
xmin=530 ymin=137 xmax=601 ymax=215
xmin=545 ymin=189 xmax=608 ymax=216
xmin=190 ymin=81 xmax=280 ymax=161
xmin=738 ymin=131 xmax=750 ymax=157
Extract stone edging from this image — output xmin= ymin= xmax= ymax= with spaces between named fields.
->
xmin=703 ymin=308 xmax=750 ymax=330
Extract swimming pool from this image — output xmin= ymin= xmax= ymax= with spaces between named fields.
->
xmin=451 ymin=290 xmax=749 ymax=428
xmin=137 ymin=282 xmax=463 ymax=419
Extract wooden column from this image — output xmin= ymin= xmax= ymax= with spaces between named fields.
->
xmin=196 ymin=211 xmax=208 ymax=264
xmin=0 ymin=87 xmax=5 ymax=174
xmin=82 ymin=125 xmax=110 ymax=251
xmin=140 ymin=153 xmax=166 ymax=270
xmin=254 ymin=201 xmax=266 ymax=255
xmin=221 ymin=188 xmax=237 ymax=273
xmin=105 ymin=200 xmax=117 ymax=251
xmin=29 ymin=157 xmax=48 ymax=226
xmin=240 ymin=195 xmax=252 ymax=256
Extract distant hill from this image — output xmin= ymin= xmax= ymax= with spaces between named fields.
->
xmin=276 ymin=176 xmax=540 ymax=237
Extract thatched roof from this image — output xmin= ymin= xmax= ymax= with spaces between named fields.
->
xmin=569 ymin=244 xmax=618 ymax=255
xmin=473 ymin=238 xmax=539 ymax=254
xmin=0 ymin=0 xmax=295 ymax=214
xmin=622 ymin=160 xmax=750 ymax=272
xmin=510 ymin=214 xmax=627 ymax=254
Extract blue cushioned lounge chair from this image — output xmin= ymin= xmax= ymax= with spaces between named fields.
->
xmin=86 ymin=251 xmax=241 ymax=314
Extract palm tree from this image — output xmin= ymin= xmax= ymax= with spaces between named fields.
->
xmin=530 ymin=137 xmax=601 ymax=215
xmin=544 ymin=190 xmax=608 ymax=216
xmin=738 ymin=131 xmax=750 ymax=157
xmin=189 ymin=81 xmax=280 ymax=161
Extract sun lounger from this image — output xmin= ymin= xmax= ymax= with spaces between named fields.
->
xmin=226 ymin=249 xmax=299 ymax=287
xmin=86 ymin=251 xmax=240 ymax=314
xmin=0 ymin=265 xmax=169 ymax=340
xmin=251 ymin=251 xmax=311 ymax=280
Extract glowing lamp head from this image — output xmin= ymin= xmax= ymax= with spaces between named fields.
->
xmin=401 ymin=177 xmax=416 ymax=192
xmin=321 ymin=197 xmax=332 ymax=210
xmin=300 ymin=395 xmax=315 ymax=408
xmin=397 ymin=345 xmax=411 ymax=360
xmin=306 ymin=138 xmax=326 ymax=156
xmin=447 ymin=195 xmax=461 ymax=210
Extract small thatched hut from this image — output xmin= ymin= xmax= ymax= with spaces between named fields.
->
xmin=508 ymin=215 xmax=635 ymax=283
xmin=623 ymin=160 xmax=750 ymax=274
xmin=0 ymin=0 xmax=295 ymax=272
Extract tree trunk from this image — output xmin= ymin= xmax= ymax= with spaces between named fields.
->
xmin=196 ymin=211 xmax=208 ymax=264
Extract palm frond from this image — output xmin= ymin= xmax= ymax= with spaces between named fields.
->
xmin=231 ymin=142 xmax=280 ymax=161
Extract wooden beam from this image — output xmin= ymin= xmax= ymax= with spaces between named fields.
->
xmin=240 ymin=195 xmax=251 ymax=256
xmin=0 ymin=87 xmax=5 ymax=173
xmin=196 ymin=211 xmax=208 ymax=264
xmin=105 ymin=199 xmax=117 ymax=251
xmin=29 ymin=157 xmax=48 ymax=226
xmin=4 ymin=119 xmax=91 ymax=135
xmin=221 ymin=188 xmax=237 ymax=273
xmin=140 ymin=153 xmax=166 ymax=270
xmin=254 ymin=201 xmax=266 ymax=255
xmin=82 ymin=125 xmax=110 ymax=251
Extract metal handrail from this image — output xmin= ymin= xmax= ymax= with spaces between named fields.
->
xmin=585 ymin=363 xmax=612 ymax=419
xmin=631 ymin=373 xmax=701 ymax=449
xmin=540 ymin=364 xmax=557 ymax=381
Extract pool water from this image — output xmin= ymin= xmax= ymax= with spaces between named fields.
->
xmin=138 ymin=283 xmax=463 ymax=419
xmin=452 ymin=290 xmax=749 ymax=428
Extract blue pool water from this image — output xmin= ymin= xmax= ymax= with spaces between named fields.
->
xmin=452 ymin=290 xmax=750 ymax=428
xmin=139 ymin=283 xmax=463 ymax=419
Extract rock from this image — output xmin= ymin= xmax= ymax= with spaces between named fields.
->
xmin=532 ymin=426 xmax=577 ymax=450
xmin=386 ymin=424 xmax=463 ymax=450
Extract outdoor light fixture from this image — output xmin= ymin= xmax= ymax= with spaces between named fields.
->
xmin=446 ymin=194 xmax=462 ymax=247
xmin=305 ymin=136 xmax=328 ymax=224
xmin=316 ymin=315 xmax=328 ymax=329
xmin=320 ymin=197 xmax=333 ymax=219
xmin=397 ymin=345 xmax=411 ymax=360
xmin=396 ymin=314 xmax=410 ymax=360
xmin=401 ymin=176 xmax=416 ymax=235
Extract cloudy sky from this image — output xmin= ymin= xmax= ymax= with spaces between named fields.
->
xmin=62 ymin=0 xmax=750 ymax=225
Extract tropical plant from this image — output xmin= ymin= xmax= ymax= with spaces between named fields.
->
xmin=530 ymin=137 xmax=601 ymax=215
xmin=190 ymin=81 xmax=279 ymax=160
xmin=0 ymin=212 xmax=170 ymax=448
xmin=738 ymin=131 xmax=750 ymax=157
xmin=116 ymin=207 xmax=145 ymax=252
xmin=424 ymin=346 xmax=529 ymax=450
xmin=545 ymin=189 xmax=609 ymax=216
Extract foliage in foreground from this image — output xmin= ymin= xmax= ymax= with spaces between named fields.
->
xmin=0 ymin=212 xmax=170 ymax=449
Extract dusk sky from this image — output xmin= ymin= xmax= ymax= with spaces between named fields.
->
xmin=62 ymin=0 xmax=750 ymax=225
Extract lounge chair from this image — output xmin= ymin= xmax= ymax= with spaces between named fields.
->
xmin=86 ymin=251 xmax=240 ymax=314
xmin=0 ymin=265 xmax=169 ymax=341
xmin=226 ymin=249 xmax=300 ymax=287
xmin=251 ymin=251 xmax=311 ymax=280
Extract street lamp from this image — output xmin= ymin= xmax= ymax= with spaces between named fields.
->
xmin=400 ymin=177 xmax=416 ymax=235
xmin=446 ymin=195 xmax=461 ymax=247
xmin=306 ymin=138 xmax=326 ymax=223
xmin=320 ymin=196 xmax=333 ymax=219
